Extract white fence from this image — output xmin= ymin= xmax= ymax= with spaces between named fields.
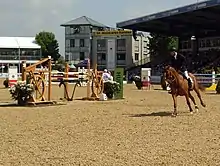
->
xmin=150 ymin=72 xmax=220 ymax=85
xmin=1 ymin=72 xmax=220 ymax=86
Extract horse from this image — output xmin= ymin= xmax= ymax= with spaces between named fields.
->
xmin=163 ymin=65 xmax=206 ymax=117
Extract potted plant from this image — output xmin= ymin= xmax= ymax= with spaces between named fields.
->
xmin=9 ymin=81 xmax=34 ymax=106
xmin=103 ymin=80 xmax=120 ymax=99
xmin=131 ymin=75 xmax=142 ymax=90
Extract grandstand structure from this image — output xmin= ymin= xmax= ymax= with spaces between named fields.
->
xmin=117 ymin=0 xmax=220 ymax=74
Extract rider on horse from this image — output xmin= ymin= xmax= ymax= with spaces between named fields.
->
xmin=168 ymin=47 xmax=192 ymax=89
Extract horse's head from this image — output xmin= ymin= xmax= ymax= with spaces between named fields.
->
xmin=163 ymin=65 xmax=177 ymax=84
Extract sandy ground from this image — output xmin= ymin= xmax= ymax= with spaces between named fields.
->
xmin=0 ymin=80 xmax=220 ymax=165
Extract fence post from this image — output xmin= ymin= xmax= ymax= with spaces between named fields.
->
xmin=212 ymin=70 xmax=216 ymax=85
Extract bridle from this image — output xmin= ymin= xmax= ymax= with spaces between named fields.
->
xmin=164 ymin=67 xmax=177 ymax=84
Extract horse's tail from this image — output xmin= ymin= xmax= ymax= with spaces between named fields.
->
xmin=192 ymin=74 xmax=206 ymax=92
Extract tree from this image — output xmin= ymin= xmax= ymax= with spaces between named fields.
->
xmin=35 ymin=31 xmax=60 ymax=61
xmin=147 ymin=33 xmax=178 ymax=60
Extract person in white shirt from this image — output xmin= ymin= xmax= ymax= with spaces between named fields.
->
xmin=102 ymin=69 xmax=111 ymax=82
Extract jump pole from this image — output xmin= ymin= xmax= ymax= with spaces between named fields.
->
xmin=64 ymin=62 xmax=69 ymax=99
xmin=48 ymin=56 xmax=52 ymax=101
xmin=87 ymin=59 xmax=91 ymax=98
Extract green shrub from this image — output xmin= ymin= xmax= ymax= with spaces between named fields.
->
xmin=103 ymin=81 xmax=120 ymax=99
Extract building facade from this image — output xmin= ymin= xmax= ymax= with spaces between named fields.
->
xmin=0 ymin=37 xmax=41 ymax=73
xmin=61 ymin=16 xmax=108 ymax=66
xmin=61 ymin=16 xmax=149 ymax=71
xmin=92 ymin=30 xmax=149 ymax=71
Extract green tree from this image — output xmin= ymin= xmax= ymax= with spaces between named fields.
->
xmin=148 ymin=33 xmax=178 ymax=60
xmin=35 ymin=31 xmax=60 ymax=61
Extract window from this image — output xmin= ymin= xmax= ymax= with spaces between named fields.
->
xmin=143 ymin=41 xmax=148 ymax=52
xmin=97 ymin=39 xmax=106 ymax=51
xmin=70 ymin=39 xmax=75 ymax=47
xmin=79 ymin=52 xmax=85 ymax=60
xmin=117 ymin=39 xmax=126 ymax=51
xmin=143 ymin=41 xmax=148 ymax=47
xmin=216 ymin=38 xmax=220 ymax=46
xmin=117 ymin=53 xmax=126 ymax=60
xmin=206 ymin=39 xmax=211 ymax=47
xmin=143 ymin=47 xmax=148 ymax=52
xmin=135 ymin=40 xmax=139 ymax=52
xmin=199 ymin=40 xmax=205 ymax=48
xmin=65 ymin=27 xmax=70 ymax=34
xmin=66 ymin=39 xmax=70 ymax=47
xmin=80 ymin=39 xmax=84 ymax=47
xmin=135 ymin=53 xmax=139 ymax=61
xmin=97 ymin=53 xmax=106 ymax=61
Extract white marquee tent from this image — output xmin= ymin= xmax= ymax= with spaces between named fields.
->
xmin=0 ymin=37 xmax=40 ymax=49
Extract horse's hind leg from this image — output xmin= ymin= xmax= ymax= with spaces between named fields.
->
xmin=188 ymin=91 xmax=199 ymax=112
xmin=194 ymin=87 xmax=206 ymax=107
xmin=185 ymin=94 xmax=194 ymax=114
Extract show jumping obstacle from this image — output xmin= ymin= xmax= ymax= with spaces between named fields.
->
xmin=59 ymin=59 xmax=104 ymax=101
xmin=22 ymin=56 xmax=54 ymax=105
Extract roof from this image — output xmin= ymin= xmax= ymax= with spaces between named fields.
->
xmin=116 ymin=0 xmax=220 ymax=37
xmin=61 ymin=16 xmax=108 ymax=28
xmin=0 ymin=37 xmax=41 ymax=49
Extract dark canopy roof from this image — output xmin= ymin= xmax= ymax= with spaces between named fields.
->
xmin=116 ymin=0 xmax=220 ymax=37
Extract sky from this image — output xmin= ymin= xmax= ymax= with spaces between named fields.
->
xmin=0 ymin=0 xmax=202 ymax=56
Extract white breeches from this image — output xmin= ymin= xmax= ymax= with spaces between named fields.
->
xmin=184 ymin=71 xmax=190 ymax=79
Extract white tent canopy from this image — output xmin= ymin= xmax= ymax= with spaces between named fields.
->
xmin=0 ymin=37 xmax=41 ymax=49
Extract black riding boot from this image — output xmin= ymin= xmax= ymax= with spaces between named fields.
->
xmin=187 ymin=78 xmax=192 ymax=89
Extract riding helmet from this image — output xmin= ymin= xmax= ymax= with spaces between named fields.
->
xmin=170 ymin=47 xmax=177 ymax=52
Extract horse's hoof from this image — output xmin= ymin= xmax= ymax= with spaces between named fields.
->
xmin=202 ymin=104 xmax=206 ymax=107
xmin=171 ymin=113 xmax=177 ymax=117
xmin=190 ymin=112 xmax=193 ymax=115
xmin=195 ymin=108 xmax=199 ymax=113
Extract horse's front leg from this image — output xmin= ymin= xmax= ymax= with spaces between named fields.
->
xmin=171 ymin=94 xmax=177 ymax=117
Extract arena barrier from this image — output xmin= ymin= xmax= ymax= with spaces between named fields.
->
xmin=150 ymin=71 xmax=220 ymax=91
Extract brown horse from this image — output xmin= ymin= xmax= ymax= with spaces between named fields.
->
xmin=163 ymin=66 xmax=206 ymax=117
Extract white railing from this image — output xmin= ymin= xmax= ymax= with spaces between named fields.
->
xmin=1 ymin=71 xmax=220 ymax=86
xmin=150 ymin=71 xmax=220 ymax=85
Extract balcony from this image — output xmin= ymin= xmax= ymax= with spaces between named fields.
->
xmin=117 ymin=47 xmax=126 ymax=51
xmin=97 ymin=47 xmax=106 ymax=51
xmin=116 ymin=60 xmax=126 ymax=65
xmin=66 ymin=47 xmax=90 ymax=52
xmin=97 ymin=60 xmax=106 ymax=65
xmin=65 ymin=34 xmax=90 ymax=39
xmin=0 ymin=55 xmax=41 ymax=61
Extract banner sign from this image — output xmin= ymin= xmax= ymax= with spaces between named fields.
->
xmin=93 ymin=30 xmax=132 ymax=36
xmin=114 ymin=68 xmax=124 ymax=99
